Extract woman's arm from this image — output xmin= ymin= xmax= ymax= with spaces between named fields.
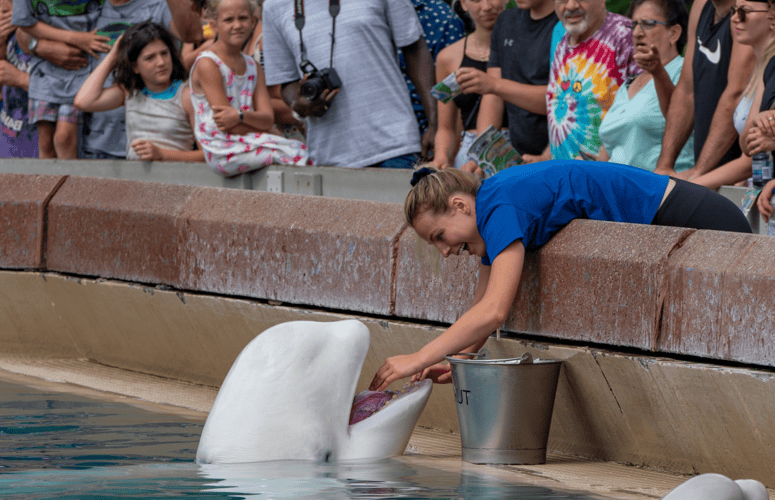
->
xmin=370 ymin=240 xmax=525 ymax=391
xmin=690 ymin=155 xmax=752 ymax=190
xmin=0 ymin=60 xmax=29 ymax=91
xmin=73 ymin=42 xmax=125 ymax=112
xmin=432 ymin=44 xmax=462 ymax=170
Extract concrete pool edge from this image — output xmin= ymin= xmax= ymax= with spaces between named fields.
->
xmin=2 ymin=270 xmax=775 ymax=487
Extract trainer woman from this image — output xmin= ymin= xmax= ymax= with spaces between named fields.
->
xmin=369 ymin=161 xmax=751 ymax=391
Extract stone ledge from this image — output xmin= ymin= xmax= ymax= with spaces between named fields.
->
xmin=0 ymin=173 xmax=67 ymax=269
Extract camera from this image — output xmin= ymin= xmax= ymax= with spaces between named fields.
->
xmin=299 ymin=60 xmax=342 ymax=101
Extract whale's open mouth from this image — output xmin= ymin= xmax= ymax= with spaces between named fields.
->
xmin=348 ymin=380 xmax=430 ymax=426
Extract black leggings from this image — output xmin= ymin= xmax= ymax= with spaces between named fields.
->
xmin=651 ymin=178 xmax=752 ymax=233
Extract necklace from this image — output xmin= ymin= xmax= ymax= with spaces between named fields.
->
xmin=467 ymin=35 xmax=490 ymax=62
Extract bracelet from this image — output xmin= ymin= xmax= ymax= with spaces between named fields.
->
xmin=291 ymin=110 xmax=304 ymax=122
xmin=238 ymin=110 xmax=244 ymax=123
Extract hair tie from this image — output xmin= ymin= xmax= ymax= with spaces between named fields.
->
xmin=410 ymin=167 xmax=434 ymax=187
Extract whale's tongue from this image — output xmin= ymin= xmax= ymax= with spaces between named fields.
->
xmin=349 ymin=390 xmax=395 ymax=425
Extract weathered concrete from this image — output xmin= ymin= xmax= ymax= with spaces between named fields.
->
xmin=394 ymin=228 xmax=480 ymax=323
xmin=178 ymin=188 xmax=405 ymax=315
xmin=660 ymin=231 xmax=775 ymax=367
xmin=0 ymin=173 xmax=67 ymax=269
xmin=46 ymin=176 xmax=195 ymax=285
xmin=2 ymin=270 xmax=775 ymax=485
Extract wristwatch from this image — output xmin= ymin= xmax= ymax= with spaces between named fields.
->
xmin=238 ymin=110 xmax=244 ymax=123
xmin=28 ymin=36 xmax=39 ymax=56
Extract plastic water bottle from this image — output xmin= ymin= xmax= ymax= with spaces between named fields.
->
xmin=752 ymin=152 xmax=773 ymax=187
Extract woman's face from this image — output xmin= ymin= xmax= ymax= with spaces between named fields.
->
xmin=412 ymin=196 xmax=486 ymax=259
xmin=461 ymin=0 xmax=506 ymax=31
xmin=132 ymin=39 xmax=173 ymax=90
xmin=731 ymin=0 xmax=772 ymax=47
xmin=212 ymin=0 xmax=253 ymax=47
xmin=630 ymin=2 xmax=679 ymax=58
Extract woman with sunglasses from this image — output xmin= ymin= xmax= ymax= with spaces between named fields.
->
xmin=690 ymin=0 xmax=775 ymax=189
xmin=595 ymin=0 xmax=692 ymax=172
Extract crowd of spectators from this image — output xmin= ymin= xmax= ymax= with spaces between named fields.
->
xmin=1 ymin=0 xmax=775 ymax=195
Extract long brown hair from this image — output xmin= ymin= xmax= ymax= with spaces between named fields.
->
xmin=113 ymin=21 xmax=187 ymax=96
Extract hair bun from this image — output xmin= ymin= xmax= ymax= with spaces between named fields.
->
xmin=410 ymin=167 xmax=434 ymax=187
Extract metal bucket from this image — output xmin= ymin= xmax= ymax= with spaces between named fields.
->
xmin=445 ymin=350 xmax=562 ymax=465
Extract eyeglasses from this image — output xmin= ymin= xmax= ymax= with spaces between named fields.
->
xmin=628 ymin=19 xmax=670 ymax=30
xmin=730 ymin=5 xmax=770 ymax=22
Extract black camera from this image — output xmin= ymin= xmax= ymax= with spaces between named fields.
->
xmin=299 ymin=60 xmax=341 ymax=101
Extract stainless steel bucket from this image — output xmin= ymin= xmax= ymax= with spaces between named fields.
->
xmin=445 ymin=351 xmax=562 ymax=465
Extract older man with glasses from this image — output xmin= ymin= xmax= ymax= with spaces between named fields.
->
xmin=528 ymin=0 xmax=639 ymax=162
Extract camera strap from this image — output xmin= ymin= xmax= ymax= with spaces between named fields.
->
xmin=294 ymin=0 xmax=340 ymax=70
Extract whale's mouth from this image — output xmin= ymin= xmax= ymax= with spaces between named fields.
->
xmin=349 ymin=381 xmax=428 ymax=425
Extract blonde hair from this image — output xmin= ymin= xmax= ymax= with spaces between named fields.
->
xmin=205 ymin=0 xmax=255 ymax=21
xmin=403 ymin=165 xmax=481 ymax=226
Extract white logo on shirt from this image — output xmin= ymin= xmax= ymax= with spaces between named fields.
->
xmin=697 ymin=37 xmax=721 ymax=64
xmin=504 ymin=39 xmax=514 ymax=46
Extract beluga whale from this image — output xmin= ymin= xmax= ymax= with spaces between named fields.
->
xmin=196 ymin=319 xmax=433 ymax=463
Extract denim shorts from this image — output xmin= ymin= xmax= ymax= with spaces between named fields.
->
xmin=28 ymin=98 xmax=81 ymax=125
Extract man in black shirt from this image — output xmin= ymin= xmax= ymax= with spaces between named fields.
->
xmin=457 ymin=0 xmax=558 ymax=170
xmin=654 ymin=0 xmax=754 ymax=179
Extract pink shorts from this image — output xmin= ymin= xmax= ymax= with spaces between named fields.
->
xmin=28 ymin=98 xmax=81 ymax=125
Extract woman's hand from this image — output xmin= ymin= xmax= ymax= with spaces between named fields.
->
xmin=69 ymin=30 xmax=111 ymax=58
xmin=522 ymin=149 xmax=551 ymax=164
xmin=754 ymin=110 xmax=775 ymax=138
xmin=455 ymin=67 xmax=495 ymax=95
xmin=746 ymin=127 xmax=775 ymax=156
xmin=369 ymin=352 xmax=424 ymax=392
xmin=131 ymin=140 xmax=164 ymax=161
xmin=757 ymin=179 xmax=775 ymax=222
xmin=411 ymin=363 xmax=453 ymax=384
xmin=212 ymin=105 xmax=241 ymax=131
xmin=633 ymin=43 xmax=664 ymax=75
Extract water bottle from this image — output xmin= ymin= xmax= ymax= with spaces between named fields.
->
xmin=752 ymin=152 xmax=773 ymax=187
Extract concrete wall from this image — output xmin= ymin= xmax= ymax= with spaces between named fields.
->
xmin=2 ymin=172 xmax=774 ymax=367
xmin=3 ymin=172 xmax=775 ymax=481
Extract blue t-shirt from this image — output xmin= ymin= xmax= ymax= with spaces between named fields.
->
xmin=475 ymin=160 xmax=669 ymax=265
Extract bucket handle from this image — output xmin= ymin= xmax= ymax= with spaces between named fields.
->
xmin=446 ymin=348 xmax=491 ymax=360
xmin=445 ymin=351 xmax=534 ymax=364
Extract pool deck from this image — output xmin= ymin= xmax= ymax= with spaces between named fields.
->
xmin=0 ymin=354 xmax=759 ymax=500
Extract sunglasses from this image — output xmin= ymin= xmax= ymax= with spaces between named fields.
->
xmin=730 ymin=5 xmax=770 ymax=22
xmin=628 ymin=19 xmax=670 ymax=30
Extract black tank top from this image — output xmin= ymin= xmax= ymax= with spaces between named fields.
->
xmin=693 ymin=1 xmax=740 ymax=165
xmin=452 ymin=36 xmax=507 ymax=131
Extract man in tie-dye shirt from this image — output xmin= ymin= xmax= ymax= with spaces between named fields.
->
xmin=544 ymin=0 xmax=639 ymax=160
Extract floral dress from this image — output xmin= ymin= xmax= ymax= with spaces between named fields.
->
xmin=190 ymin=51 xmax=310 ymax=176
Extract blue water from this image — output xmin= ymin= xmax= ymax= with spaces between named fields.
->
xmin=0 ymin=379 xmax=601 ymax=499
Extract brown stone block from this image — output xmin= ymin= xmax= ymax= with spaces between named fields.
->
xmin=394 ymin=228 xmax=479 ymax=323
xmin=178 ymin=189 xmax=405 ymax=315
xmin=507 ymin=220 xmax=695 ymax=350
xmin=0 ymin=173 xmax=67 ymax=269
xmin=661 ymin=231 xmax=775 ymax=366
xmin=47 ymin=176 xmax=195 ymax=285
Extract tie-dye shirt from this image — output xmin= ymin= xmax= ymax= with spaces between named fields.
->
xmin=547 ymin=12 xmax=639 ymax=160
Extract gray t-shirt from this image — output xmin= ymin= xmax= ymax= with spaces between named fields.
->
xmin=263 ymin=0 xmax=422 ymax=168
xmin=12 ymin=0 xmax=102 ymax=103
xmin=82 ymin=0 xmax=172 ymax=157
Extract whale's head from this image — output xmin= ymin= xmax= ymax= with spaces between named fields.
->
xmin=196 ymin=319 xmax=433 ymax=463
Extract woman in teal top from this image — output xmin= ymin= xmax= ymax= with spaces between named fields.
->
xmin=597 ymin=0 xmax=693 ymax=172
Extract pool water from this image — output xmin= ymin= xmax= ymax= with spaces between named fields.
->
xmin=0 ymin=378 xmax=601 ymax=499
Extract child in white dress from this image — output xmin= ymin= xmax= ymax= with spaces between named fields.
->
xmin=189 ymin=0 xmax=310 ymax=176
